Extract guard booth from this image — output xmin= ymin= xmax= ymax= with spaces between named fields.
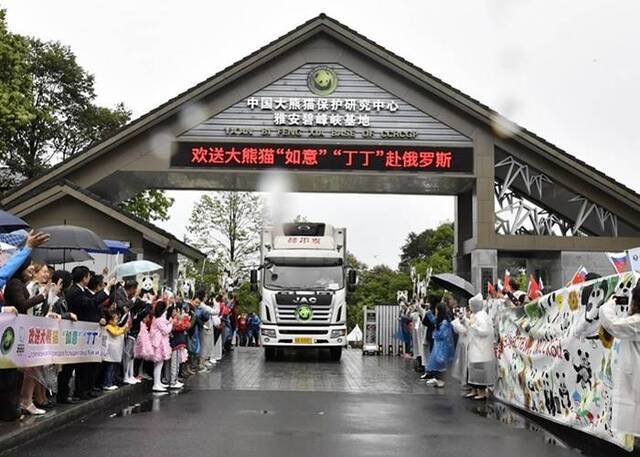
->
xmin=362 ymin=304 xmax=403 ymax=356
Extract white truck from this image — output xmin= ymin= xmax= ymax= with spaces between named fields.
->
xmin=250 ymin=222 xmax=356 ymax=361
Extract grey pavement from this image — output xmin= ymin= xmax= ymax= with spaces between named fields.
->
xmin=2 ymin=347 xmax=635 ymax=457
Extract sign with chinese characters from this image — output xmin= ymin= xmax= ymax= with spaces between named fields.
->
xmin=180 ymin=63 xmax=471 ymax=146
xmin=245 ymin=96 xmax=399 ymax=127
xmin=171 ymin=142 xmax=473 ymax=173
xmin=0 ymin=314 xmax=103 ymax=368
xmin=273 ymin=235 xmax=335 ymax=250
xmin=227 ymin=96 xmax=415 ymax=140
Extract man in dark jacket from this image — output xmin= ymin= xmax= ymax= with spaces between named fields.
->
xmin=65 ymin=266 xmax=112 ymax=400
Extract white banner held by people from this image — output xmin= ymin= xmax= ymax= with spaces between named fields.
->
xmin=0 ymin=314 xmax=102 ymax=369
xmin=488 ymin=272 xmax=640 ymax=450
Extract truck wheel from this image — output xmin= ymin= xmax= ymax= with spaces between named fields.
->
xmin=265 ymin=347 xmax=276 ymax=361
xmin=329 ymin=347 xmax=342 ymax=361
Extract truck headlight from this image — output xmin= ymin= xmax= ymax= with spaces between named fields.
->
xmin=331 ymin=329 xmax=346 ymax=338
xmin=261 ymin=328 xmax=276 ymax=338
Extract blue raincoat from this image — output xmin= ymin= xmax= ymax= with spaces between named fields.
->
xmin=425 ymin=313 xmax=455 ymax=372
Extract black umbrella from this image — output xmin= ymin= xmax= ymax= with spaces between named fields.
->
xmin=431 ymin=273 xmax=476 ymax=299
xmin=38 ymin=225 xmax=107 ymax=251
xmin=0 ymin=210 xmax=29 ymax=233
xmin=32 ymin=248 xmax=92 ymax=265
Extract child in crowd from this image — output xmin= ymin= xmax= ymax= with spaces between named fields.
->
xmin=169 ymin=305 xmax=190 ymax=389
xmin=148 ymin=301 xmax=173 ymax=392
xmin=103 ymin=310 xmax=129 ymax=391
xmin=134 ymin=306 xmax=153 ymax=379
xmin=185 ymin=299 xmax=202 ymax=376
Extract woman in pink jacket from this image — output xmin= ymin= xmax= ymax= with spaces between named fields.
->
xmin=149 ymin=301 xmax=173 ymax=392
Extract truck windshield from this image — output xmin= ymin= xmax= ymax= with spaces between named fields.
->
xmin=264 ymin=265 xmax=344 ymax=291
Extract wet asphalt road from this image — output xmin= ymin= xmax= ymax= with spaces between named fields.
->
xmin=3 ymin=348 xmax=635 ymax=457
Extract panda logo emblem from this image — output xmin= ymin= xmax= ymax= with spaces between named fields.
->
xmin=307 ymin=66 xmax=338 ymax=96
xmin=1 ymin=327 xmax=15 ymax=355
xmin=296 ymin=304 xmax=313 ymax=322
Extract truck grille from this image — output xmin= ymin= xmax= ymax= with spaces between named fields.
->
xmin=275 ymin=292 xmax=333 ymax=324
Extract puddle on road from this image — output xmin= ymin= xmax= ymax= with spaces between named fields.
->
xmin=470 ymin=401 xmax=635 ymax=457
xmin=109 ymin=388 xmax=190 ymax=418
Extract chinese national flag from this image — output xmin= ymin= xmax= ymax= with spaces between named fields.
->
xmin=487 ymin=281 xmax=497 ymax=297
xmin=569 ymin=266 xmax=588 ymax=286
xmin=527 ymin=275 xmax=541 ymax=300
xmin=503 ymin=270 xmax=512 ymax=292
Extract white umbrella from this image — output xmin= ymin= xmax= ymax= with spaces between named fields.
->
xmin=347 ymin=324 xmax=363 ymax=342
xmin=113 ymin=260 xmax=163 ymax=278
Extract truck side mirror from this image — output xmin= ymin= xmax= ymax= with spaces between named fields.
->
xmin=250 ymin=269 xmax=258 ymax=292
xmin=347 ymin=269 xmax=357 ymax=292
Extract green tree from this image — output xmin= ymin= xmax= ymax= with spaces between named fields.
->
xmin=346 ymin=259 xmax=411 ymax=332
xmin=181 ymin=257 xmax=220 ymax=294
xmin=0 ymin=11 xmax=131 ymax=189
xmin=0 ymin=9 xmax=31 ymax=154
xmin=346 ymin=250 xmax=367 ymax=273
xmin=234 ymin=282 xmax=260 ymax=314
xmin=186 ymin=192 xmax=264 ymax=280
xmin=120 ymin=189 xmax=175 ymax=222
xmin=399 ymin=222 xmax=453 ymax=277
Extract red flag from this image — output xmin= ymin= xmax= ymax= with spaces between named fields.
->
xmin=527 ymin=275 xmax=541 ymax=300
xmin=487 ymin=281 xmax=497 ymax=297
xmin=503 ymin=270 xmax=512 ymax=292
xmin=569 ymin=266 xmax=588 ymax=286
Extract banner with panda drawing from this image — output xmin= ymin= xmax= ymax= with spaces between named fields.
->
xmin=489 ymin=272 xmax=640 ymax=450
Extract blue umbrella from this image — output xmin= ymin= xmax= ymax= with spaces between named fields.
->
xmin=85 ymin=239 xmax=132 ymax=254
xmin=0 ymin=211 xmax=29 ymax=233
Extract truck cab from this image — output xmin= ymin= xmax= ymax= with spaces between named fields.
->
xmin=251 ymin=222 xmax=356 ymax=361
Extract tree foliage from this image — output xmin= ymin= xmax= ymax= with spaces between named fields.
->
xmin=399 ymin=222 xmax=454 ymax=277
xmin=0 ymin=9 xmax=31 ymax=154
xmin=234 ymin=282 xmax=260 ymax=314
xmin=0 ymin=10 xmax=130 ymax=189
xmin=181 ymin=257 xmax=220 ymax=294
xmin=344 ymin=223 xmax=454 ymax=331
xmin=346 ymin=262 xmax=412 ymax=331
xmin=120 ymin=189 xmax=175 ymax=222
xmin=186 ymin=192 xmax=264 ymax=279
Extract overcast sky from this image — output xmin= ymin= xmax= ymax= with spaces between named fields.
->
xmin=4 ymin=1 xmax=640 ymax=268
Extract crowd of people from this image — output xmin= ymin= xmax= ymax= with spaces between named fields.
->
xmin=0 ymin=230 xmax=260 ymax=422
xmin=399 ymin=273 xmax=640 ymax=425
xmin=398 ymin=292 xmax=499 ymax=399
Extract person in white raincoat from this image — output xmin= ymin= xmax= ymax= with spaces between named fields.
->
xmin=598 ymin=283 xmax=640 ymax=436
xmin=197 ymin=295 xmax=222 ymax=368
xmin=450 ymin=308 xmax=469 ymax=394
xmin=461 ymin=293 xmax=496 ymax=400
xmin=410 ymin=303 xmax=424 ymax=370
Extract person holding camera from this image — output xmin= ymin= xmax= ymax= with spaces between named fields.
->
xmin=598 ymin=282 xmax=640 ymax=436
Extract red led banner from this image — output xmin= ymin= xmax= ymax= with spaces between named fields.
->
xmin=171 ymin=142 xmax=473 ymax=173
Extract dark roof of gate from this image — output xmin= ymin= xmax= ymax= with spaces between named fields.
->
xmin=3 ymin=13 xmax=640 ymax=211
xmin=23 ymin=179 xmax=206 ymax=261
